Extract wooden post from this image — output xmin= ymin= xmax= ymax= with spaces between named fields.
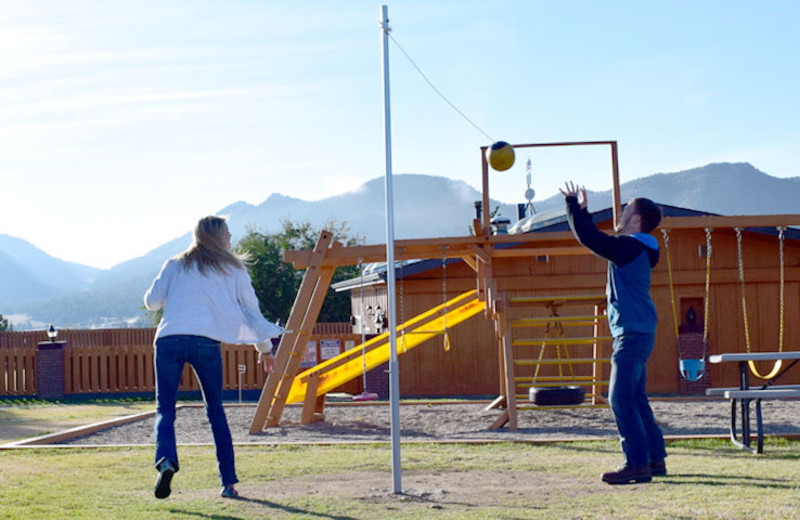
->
xmin=301 ymin=372 xmax=322 ymax=424
xmin=481 ymin=146 xmax=490 ymax=236
xmin=592 ymin=303 xmax=603 ymax=405
xmin=610 ymin=141 xmax=621 ymax=230
xmin=268 ymin=264 xmax=337 ymax=427
xmin=496 ymin=293 xmax=518 ymax=430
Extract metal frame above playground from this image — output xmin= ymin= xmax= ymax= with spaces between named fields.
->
xmin=480 ymin=140 xmax=623 ymax=234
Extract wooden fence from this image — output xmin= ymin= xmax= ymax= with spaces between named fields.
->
xmin=0 ymin=324 xmax=355 ymax=397
xmin=0 ymin=347 xmax=36 ymax=396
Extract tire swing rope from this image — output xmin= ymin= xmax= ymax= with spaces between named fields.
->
xmin=736 ymin=226 xmax=786 ymax=380
xmin=528 ymin=303 xmax=584 ymax=407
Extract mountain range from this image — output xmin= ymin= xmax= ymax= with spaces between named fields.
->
xmin=1 ymin=162 xmax=797 ymax=329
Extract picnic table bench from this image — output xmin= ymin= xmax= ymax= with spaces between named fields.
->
xmin=706 ymin=352 xmax=800 ymax=453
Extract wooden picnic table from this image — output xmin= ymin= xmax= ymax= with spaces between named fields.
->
xmin=708 ymin=351 xmax=800 ymax=453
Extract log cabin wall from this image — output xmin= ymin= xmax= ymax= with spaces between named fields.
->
xmin=347 ymin=225 xmax=800 ymax=396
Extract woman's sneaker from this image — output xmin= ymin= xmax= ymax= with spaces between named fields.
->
xmin=219 ymin=485 xmax=239 ymax=499
xmin=154 ymin=461 xmax=176 ymax=499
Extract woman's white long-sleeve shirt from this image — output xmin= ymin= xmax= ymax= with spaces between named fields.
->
xmin=144 ymin=258 xmax=282 ymax=348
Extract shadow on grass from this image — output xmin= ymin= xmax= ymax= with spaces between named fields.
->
xmin=552 ymin=437 xmax=800 ymax=461
xmin=170 ymin=496 xmax=359 ymax=519
xmin=661 ymin=473 xmax=798 ymax=489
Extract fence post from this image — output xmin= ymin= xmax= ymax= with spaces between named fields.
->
xmin=36 ymin=340 xmax=67 ymax=399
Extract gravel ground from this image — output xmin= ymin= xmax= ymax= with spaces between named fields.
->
xmin=61 ymin=398 xmax=800 ymax=445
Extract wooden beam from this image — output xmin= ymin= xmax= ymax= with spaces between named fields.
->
xmin=285 ymin=232 xmax=578 ymax=269
xmin=301 ymin=372 xmax=321 ymax=424
xmin=491 ymin=246 xmax=588 ymax=258
xmin=481 ymin=147 xmax=490 ymax=236
xmin=611 ymin=141 xmax=621 ymax=230
xmin=468 ymin=244 xmax=492 ymax=264
xmin=652 ymin=266 xmax=800 ymax=286
xmin=661 ymin=214 xmax=800 ymax=230
xmin=250 ymin=231 xmax=338 ymax=433
xmin=283 ymin=214 xmax=800 ymax=270
xmin=461 ymin=255 xmax=478 ymax=272
xmin=498 ymin=293 xmax=518 ymax=431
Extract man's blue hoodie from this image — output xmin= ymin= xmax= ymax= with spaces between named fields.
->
xmin=565 ymin=197 xmax=659 ymax=337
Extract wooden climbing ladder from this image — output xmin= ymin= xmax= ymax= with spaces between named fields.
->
xmin=489 ymin=293 xmax=612 ymax=431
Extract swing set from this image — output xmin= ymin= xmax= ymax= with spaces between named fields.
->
xmin=248 ymin=138 xmax=800 ymax=433
xmin=662 ymin=223 xmax=791 ymax=383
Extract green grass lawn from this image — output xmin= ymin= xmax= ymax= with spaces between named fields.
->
xmin=0 ymin=398 xmax=156 ymax=443
xmin=3 ymin=399 xmax=800 ymax=519
xmin=3 ymin=440 xmax=800 ymax=519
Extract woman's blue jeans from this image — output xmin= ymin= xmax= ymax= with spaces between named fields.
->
xmin=154 ymin=335 xmax=238 ymax=486
xmin=608 ymin=333 xmax=667 ymax=467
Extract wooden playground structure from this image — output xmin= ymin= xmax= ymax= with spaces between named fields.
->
xmin=250 ymin=141 xmax=800 ymax=433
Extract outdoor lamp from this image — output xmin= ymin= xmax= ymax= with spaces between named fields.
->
xmin=47 ymin=324 xmax=58 ymax=341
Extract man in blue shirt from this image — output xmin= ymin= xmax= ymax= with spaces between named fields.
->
xmin=561 ymin=181 xmax=667 ymax=484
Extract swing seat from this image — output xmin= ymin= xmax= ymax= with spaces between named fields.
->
xmin=353 ymin=391 xmax=379 ymax=402
xmin=679 ymin=358 xmax=706 ymax=382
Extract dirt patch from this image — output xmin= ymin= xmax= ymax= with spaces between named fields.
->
xmin=60 ymin=399 xmax=800 ymax=446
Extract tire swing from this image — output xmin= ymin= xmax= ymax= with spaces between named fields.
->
xmin=527 ymin=317 xmax=586 ymax=406
xmin=529 ymin=385 xmax=585 ymax=406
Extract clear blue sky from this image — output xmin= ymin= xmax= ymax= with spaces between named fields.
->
xmin=1 ymin=1 xmax=798 ymax=269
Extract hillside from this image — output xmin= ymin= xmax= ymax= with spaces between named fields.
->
xmin=2 ymin=162 xmax=798 ymax=329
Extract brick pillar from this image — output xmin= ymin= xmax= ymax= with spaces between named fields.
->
xmin=36 ymin=341 xmax=66 ymax=399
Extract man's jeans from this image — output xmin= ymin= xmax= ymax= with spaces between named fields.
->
xmin=608 ymin=333 xmax=667 ymax=467
xmin=154 ymin=335 xmax=238 ymax=486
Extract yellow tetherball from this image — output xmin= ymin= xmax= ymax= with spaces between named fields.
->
xmin=486 ymin=141 xmax=515 ymax=171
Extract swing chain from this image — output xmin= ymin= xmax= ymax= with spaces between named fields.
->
xmin=358 ymin=257 xmax=369 ymax=388
xmin=735 ymin=227 xmax=752 ymax=352
xmin=441 ymin=247 xmax=448 ymax=311
xmin=660 ymin=228 xmax=680 ymax=339
xmin=778 ymin=227 xmax=786 ymax=350
xmin=358 ymin=257 xmax=365 ymax=335
xmin=703 ymin=228 xmax=713 ymax=343
xmin=398 ymin=247 xmax=406 ymax=352
xmin=440 ymin=245 xmax=450 ymax=351
xmin=736 ymin=227 xmax=785 ymax=380
xmin=664 ymin=228 xmax=712 ymax=382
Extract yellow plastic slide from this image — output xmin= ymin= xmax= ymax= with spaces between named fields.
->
xmin=285 ymin=290 xmax=484 ymax=403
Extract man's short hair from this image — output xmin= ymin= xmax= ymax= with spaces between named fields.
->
xmin=631 ymin=198 xmax=662 ymax=233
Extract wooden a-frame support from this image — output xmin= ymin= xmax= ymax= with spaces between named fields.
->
xmin=249 ymin=230 xmax=339 ymax=434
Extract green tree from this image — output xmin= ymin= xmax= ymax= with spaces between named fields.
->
xmin=0 ymin=313 xmax=12 ymax=331
xmin=145 ymin=308 xmax=163 ymax=327
xmin=237 ymin=220 xmax=363 ymax=324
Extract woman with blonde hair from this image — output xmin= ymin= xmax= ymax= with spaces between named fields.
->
xmin=144 ymin=215 xmax=281 ymax=499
